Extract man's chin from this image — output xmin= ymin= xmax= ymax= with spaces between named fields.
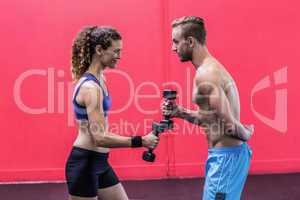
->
xmin=179 ymin=58 xmax=189 ymax=62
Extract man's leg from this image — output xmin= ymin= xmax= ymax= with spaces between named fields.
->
xmin=203 ymin=143 xmax=252 ymax=200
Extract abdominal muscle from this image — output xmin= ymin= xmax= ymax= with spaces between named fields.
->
xmin=204 ymin=123 xmax=242 ymax=148
xmin=193 ymin=76 xmax=243 ymax=148
xmin=72 ymin=119 xmax=110 ymax=153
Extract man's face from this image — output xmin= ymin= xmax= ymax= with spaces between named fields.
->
xmin=172 ymin=27 xmax=192 ymax=62
xmin=100 ymin=39 xmax=123 ymax=69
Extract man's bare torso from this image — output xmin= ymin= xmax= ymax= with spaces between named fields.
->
xmin=192 ymin=58 xmax=243 ymax=148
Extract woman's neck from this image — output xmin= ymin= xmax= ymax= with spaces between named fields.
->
xmin=87 ymin=62 xmax=104 ymax=81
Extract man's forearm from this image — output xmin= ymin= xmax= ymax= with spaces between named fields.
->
xmin=177 ymin=107 xmax=204 ymax=125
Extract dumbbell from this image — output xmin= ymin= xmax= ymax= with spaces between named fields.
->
xmin=142 ymin=90 xmax=177 ymax=162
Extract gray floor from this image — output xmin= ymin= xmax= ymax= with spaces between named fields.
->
xmin=0 ymin=173 xmax=299 ymax=200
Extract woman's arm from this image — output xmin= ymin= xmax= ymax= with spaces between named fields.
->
xmin=82 ymin=83 xmax=158 ymax=148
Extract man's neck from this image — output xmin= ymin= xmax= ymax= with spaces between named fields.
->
xmin=191 ymin=46 xmax=212 ymax=70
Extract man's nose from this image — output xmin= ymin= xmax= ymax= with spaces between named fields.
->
xmin=172 ymin=45 xmax=177 ymax=52
xmin=115 ymin=53 xmax=121 ymax=59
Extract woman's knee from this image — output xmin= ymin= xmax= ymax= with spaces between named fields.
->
xmin=97 ymin=183 xmax=128 ymax=200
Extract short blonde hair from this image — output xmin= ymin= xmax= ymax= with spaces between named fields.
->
xmin=172 ymin=16 xmax=206 ymax=45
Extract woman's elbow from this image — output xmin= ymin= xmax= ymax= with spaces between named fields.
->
xmin=92 ymin=133 xmax=109 ymax=147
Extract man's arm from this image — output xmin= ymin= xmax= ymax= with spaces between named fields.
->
xmin=176 ymin=107 xmax=205 ymax=125
xmin=163 ymin=104 xmax=213 ymax=126
xmin=162 ymin=68 xmax=252 ymax=141
xmin=193 ymin=69 xmax=252 ymax=141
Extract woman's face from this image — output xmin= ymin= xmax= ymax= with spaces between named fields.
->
xmin=99 ymin=39 xmax=123 ymax=69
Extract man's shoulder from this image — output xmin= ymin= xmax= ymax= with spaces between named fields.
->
xmin=195 ymin=65 xmax=222 ymax=84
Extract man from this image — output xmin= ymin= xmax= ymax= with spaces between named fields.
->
xmin=162 ymin=16 xmax=253 ymax=200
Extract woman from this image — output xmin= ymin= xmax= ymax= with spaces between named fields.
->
xmin=66 ymin=26 xmax=158 ymax=200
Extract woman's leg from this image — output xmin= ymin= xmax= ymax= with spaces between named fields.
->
xmin=66 ymin=148 xmax=99 ymax=200
xmin=97 ymin=183 xmax=129 ymax=200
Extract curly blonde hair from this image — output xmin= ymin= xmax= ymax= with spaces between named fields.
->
xmin=71 ymin=26 xmax=122 ymax=81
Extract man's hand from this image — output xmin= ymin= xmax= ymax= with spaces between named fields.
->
xmin=161 ymin=99 xmax=183 ymax=118
xmin=242 ymin=124 xmax=254 ymax=140
xmin=227 ymin=123 xmax=254 ymax=141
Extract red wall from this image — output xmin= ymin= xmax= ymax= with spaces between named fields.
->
xmin=0 ymin=0 xmax=299 ymax=182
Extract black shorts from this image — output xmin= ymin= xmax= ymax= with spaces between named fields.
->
xmin=65 ymin=147 xmax=120 ymax=197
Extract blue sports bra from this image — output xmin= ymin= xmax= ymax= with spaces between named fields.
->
xmin=73 ymin=73 xmax=112 ymax=120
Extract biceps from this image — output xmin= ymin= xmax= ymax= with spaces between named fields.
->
xmin=85 ymin=90 xmax=106 ymax=136
xmin=87 ymin=109 xmax=106 ymax=135
xmin=209 ymin=88 xmax=231 ymax=116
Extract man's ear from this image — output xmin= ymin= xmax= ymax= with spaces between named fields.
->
xmin=187 ymin=36 xmax=196 ymax=48
xmin=95 ymin=44 xmax=103 ymax=56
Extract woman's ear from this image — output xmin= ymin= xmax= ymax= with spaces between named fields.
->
xmin=95 ymin=44 xmax=103 ymax=56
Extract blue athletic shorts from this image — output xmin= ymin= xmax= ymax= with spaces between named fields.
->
xmin=203 ymin=143 xmax=252 ymax=200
